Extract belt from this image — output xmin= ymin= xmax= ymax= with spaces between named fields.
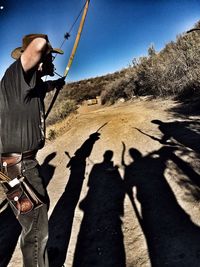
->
xmin=22 ymin=150 xmax=38 ymax=159
xmin=1 ymin=150 xmax=38 ymax=166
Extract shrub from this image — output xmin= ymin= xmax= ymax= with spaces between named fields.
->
xmin=46 ymin=99 xmax=78 ymax=126
xmin=101 ymin=78 xmax=127 ymax=105
xmin=100 ymin=69 xmax=137 ymax=105
xmin=48 ymin=129 xmax=56 ymax=140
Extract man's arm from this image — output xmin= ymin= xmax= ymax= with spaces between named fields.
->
xmin=21 ymin=37 xmax=48 ymax=73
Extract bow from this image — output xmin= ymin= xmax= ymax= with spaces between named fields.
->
xmin=45 ymin=0 xmax=90 ymax=119
xmin=64 ymin=0 xmax=90 ymax=78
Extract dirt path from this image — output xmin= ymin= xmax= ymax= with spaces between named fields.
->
xmin=2 ymin=98 xmax=200 ymax=267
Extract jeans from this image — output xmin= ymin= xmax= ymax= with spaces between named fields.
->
xmin=14 ymin=159 xmax=49 ymax=267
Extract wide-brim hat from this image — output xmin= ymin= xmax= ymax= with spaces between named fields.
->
xmin=11 ymin=33 xmax=64 ymax=59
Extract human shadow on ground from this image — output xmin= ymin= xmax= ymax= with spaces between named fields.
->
xmin=47 ymin=132 xmax=100 ymax=267
xmin=39 ymin=152 xmax=57 ymax=187
xmin=0 ymin=206 xmax=21 ymax=267
xmin=136 ymin=119 xmax=200 ymax=154
xmin=39 ymin=152 xmax=57 ymax=209
xmin=123 ymin=145 xmax=200 ymax=267
xmin=72 ymin=150 xmax=126 ymax=267
xmin=136 ymin=117 xmax=200 ymax=202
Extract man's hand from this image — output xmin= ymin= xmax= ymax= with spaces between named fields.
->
xmin=46 ymin=77 xmax=65 ymax=92
xmin=55 ymin=77 xmax=65 ymax=90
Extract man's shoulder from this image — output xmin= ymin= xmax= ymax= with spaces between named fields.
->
xmin=3 ymin=59 xmax=21 ymax=78
xmin=8 ymin=58 xmax=21 ymax=71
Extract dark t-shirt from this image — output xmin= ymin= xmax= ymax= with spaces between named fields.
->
xmin=0 ymin=59 xmax=47 ymax=153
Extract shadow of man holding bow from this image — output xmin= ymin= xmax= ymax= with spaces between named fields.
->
xmin=48 ymin=132 xmax=100 ymax=267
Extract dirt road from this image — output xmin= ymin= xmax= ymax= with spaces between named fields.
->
xmin=2 ymin=98 xmax=200 ymax=267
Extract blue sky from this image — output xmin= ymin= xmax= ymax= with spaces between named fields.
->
xmin=0 ymin=0 xmax=200 ymax=82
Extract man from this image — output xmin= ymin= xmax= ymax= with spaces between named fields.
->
xmin=0 ymin=34 xmax=65 ymax=267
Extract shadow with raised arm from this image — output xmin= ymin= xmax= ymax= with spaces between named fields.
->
xmin=48 ymin=131 xmax=101 ymax=267
xmin=123 ymin=144 xmax=200 ymax=266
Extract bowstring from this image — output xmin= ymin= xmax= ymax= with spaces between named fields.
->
xmin=45 ymin=0 xmax=89 ymax=118
xmin=53 ymin=0 xmax=88 ymax=62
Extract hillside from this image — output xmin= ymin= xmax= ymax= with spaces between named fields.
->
xmin=45 ymin=20 xmax=200 ymax=128
xmin=3 ymin=97 xmax=200 ymax=267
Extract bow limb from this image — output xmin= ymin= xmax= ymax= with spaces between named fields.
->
xmin=64 ymin=0 xmax=90 ymax=78
xmin=45 ymin=1 xmax=90 ymax=120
